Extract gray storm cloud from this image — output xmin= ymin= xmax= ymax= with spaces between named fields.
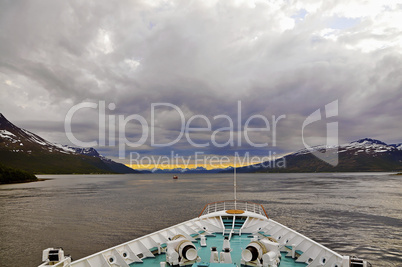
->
xmin=0 ymin=0 xmax=401 ymax=162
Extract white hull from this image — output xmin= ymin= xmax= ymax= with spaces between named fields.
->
xmin=39 ymin=201 xmax=369 ymax=267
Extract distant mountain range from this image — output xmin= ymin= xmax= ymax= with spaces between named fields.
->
xmin=142 ymin=138 xmax=402 ymax=174
xmin=0 ymin=113 xmax=139 ymax=174
xmin=232 ymin=138 xmax=402 ymax=173
xmin=1 ymin=113 xmax=400 ymax=174
xmin=148 ymin=166 xmax=234 ymax=174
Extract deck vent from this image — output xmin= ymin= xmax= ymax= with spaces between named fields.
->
xmin=48 ymin=250 xmax=60 ymax=261
xmin=350 ymin=260 xmax=364 ymax=266
xmin=42 ymin=248 xmax=68 ymax=264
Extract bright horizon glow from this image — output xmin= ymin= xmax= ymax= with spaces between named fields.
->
xmin=127 ymin=163 xmax=241 ymax=171
xmin=126 ymin=152 xmax=288 ymax=170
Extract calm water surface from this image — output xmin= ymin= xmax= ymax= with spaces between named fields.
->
xmin=0 ymin=173 xmax=401 ymax=266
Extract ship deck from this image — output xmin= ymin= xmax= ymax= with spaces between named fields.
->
xmin=61 ymin=201 xmax=346 ymax=267
xmin=130 ymin=232 xmax=307 ymax=267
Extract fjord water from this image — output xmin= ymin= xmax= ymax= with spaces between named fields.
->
xmin=0 ymin=173 xmax=400 ymax=267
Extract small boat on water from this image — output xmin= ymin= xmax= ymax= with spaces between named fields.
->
xmin=173 ymin=175 xmax=178 ymax=179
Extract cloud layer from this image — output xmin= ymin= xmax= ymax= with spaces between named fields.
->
xmin=1 ymin=0 xmax=401 ymax=164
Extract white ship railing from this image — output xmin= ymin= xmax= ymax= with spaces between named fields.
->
xmin=198 ymin=200 xmax=268 ymax=218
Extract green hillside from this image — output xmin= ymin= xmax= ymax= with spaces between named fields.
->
xmin=0 ymin=150 xmax=120 ymax=174
xmin=0 ymin=163 xmax=37 ymax=184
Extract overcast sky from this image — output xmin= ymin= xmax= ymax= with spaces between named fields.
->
xmin=1 ymin=0 xmax=401 ymax=167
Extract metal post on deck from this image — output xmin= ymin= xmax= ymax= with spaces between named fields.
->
xmin=234 ymin=159 xmax=237 ymax=210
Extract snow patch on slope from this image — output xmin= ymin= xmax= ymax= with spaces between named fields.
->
xmin=292 ymin=144 xmax=338 ymax=156
xmin=20 ymin=129 xmax=50 ymax=146
xmin=0 ymin=130 xmax=16 ymax=140
xmin=292 ymin=138 xmax=399 ymax=156
xmin=53 ymin=143 xmax=76 ymax=153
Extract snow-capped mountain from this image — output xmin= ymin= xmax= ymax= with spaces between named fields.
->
xmin=293 ymin=138 xmax=402 ymax=156
xmin=235 ymin=138 xmax=402 ymax=173
xmin=0 ymin=113 xmax=139 ymax=174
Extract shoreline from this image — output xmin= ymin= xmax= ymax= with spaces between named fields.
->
xmin=0 ymin=178 xmax=51 ymax=185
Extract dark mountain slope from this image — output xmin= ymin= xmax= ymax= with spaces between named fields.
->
xmin=233 ymin=138 xmax=402 ymax=173
xmin=0 ymin=113 xmax=139 ymax=174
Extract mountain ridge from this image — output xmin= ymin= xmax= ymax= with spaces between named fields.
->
xmin=140 ymin=138 xmax=402 ymax=174
xmin=1 ymin=113 xmax=400 ymax=174
xmin=232 ymin=137 xmax=402 ymax=173
xmin=0 ymin=113 xmax=139 ymax=174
